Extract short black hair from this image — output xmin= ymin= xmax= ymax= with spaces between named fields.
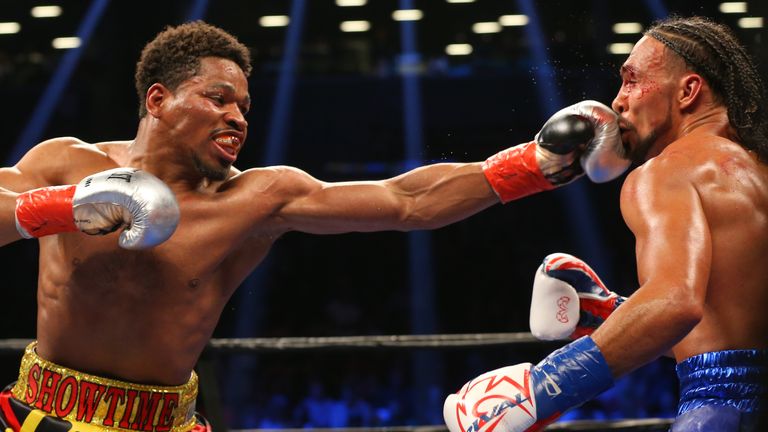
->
xmin=134 ymin=21 xmax=252 ymax=118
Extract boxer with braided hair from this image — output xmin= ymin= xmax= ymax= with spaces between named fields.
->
xmin=444 ymin=16 xmax=767 ymax=431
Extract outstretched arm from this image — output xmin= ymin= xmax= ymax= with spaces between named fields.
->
xmin=273 ymin=162 xmax=497 ymax=234
xmin=591 ymin=153 xmax=710 ymax=376
xmin=273 ymin=100 xmax=627 ymax=235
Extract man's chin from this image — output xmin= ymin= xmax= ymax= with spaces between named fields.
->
xmin=628 ymin=141 xmax=654 ymax=165
xmin=194 ymin=157 xmax=230 ymax=181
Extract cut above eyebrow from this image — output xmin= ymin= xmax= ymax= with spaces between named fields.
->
xmin=619 ymin=64 xmax=637 ymax=76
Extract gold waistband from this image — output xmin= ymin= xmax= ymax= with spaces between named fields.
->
xmin=11 ymin=341 xmax=198 ymax=432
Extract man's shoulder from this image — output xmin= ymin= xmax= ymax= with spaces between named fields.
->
xmin=642 ymin=135 xmax=732 ymax=172
xmin=214 ymin=165 xmax=320 ymax=207
xmin=627 ymin=135 xmax=752 ymax=191
xmin=33 ymin=136 xmax=125 ymax=158
xmin=229 ymin=165 xmax=317 ymax=192
xmin=34 ymin=136 xmax=87 ymax=151
xmin=22 ymin=136 xmax=103 ymax=169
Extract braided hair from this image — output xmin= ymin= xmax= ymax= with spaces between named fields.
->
xmin=645 ymin=16 xmax=768 ymax=161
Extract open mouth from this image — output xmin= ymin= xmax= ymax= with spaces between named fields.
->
xmin=212 ymin=134 xmax=242 ymax=163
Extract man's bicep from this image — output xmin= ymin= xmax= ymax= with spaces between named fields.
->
xmin=0 ymin=167 xmax=31 ymax=192
xmin=0 ymin=161 xmax=51 ymax=192
xmin=279 ymin=182 xmax=405 ymax=234
xmin=266 ymin=167 xmax=404 ymax=234
xmin=0 ymin=138 xmax=80 ymax=191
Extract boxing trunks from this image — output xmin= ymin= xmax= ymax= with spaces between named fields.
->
xmin=0 ymin=342 xmax=209 ymax=432
xmin=671 ymin=349 xmax=767 ymax=431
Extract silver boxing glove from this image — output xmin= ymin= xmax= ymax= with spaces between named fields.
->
xmin=73 ymin=168 xmax=180 ymax=249
xmin=536 ymin=100 xmax=630 ymax=183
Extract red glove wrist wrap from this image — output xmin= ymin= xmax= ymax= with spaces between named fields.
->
xmin=481 ymin=141 xmax=554 ymax=203
xmin=15 ymin=185 xmax=78 ymax=238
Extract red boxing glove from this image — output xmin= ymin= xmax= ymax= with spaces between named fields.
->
xmin=483 ymin=100 xmax=628 ymax=204
xmin=15 ymin=185 xmax=78 ymax=238
xmin=483 ymin=110 xmax=590 ymax=203
xmin=482 ymin=141 xmax=555 ymax=203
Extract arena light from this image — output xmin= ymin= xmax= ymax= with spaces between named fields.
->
xmin=738 ymin=16 xmax=763 ymax=28
xmin=0 ymin=22 xmax=21 ymax=34
xmin=336 ymin=0 xmax=366 ymax=6
xmin=499 ymin=15 xmax=529 ymax=26
xmin=52 ymin=37 xmax=81 ymax=49
xmin=612 ymin=22 xmax=643 ymax=34
xmin=472 ymin=22 xmax=502 ymax=34
xmin=446 ymin=0 xmax=475 ymax=3
xmin=719 ymin=2 xmax=747 ymax=13
xmin=340 ymin=20 xmax=370 ymax=32
xmin=392 ymin=9 xmax=423 ymax=21
xmin=31 ymin=6 xmax=63 ymax=18
xmin=259 ymin=15 xmax=290 ymax=27
xmin=608 ymin=43 xmax=634 ymax=55
xmin=445 ymin=44 xmax=472 ymax=55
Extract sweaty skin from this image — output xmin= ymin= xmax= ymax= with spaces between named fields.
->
xmin=592 ymin=36 xmax=768 ymax=377
xmin=0 ymin=57 xmax=499 ymax=385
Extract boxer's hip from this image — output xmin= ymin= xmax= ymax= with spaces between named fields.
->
xmin=672 ymin=349 xmax=767 ymax=431
xmin=2 ymin=341 xmax=199 ymax=432
xmin=676 ymin=348 xmax=767 ymax=415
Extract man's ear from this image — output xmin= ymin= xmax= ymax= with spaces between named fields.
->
xmin=678 ymin=73 xmax=704 ymax=110
xmin=145 ymin=83 xmax=170 ymax=118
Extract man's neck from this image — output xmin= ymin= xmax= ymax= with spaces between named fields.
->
xmin=128 ymin=120 xmax=212 ymax=192
xmin=678 ymin=105 xmax=734 ymax=141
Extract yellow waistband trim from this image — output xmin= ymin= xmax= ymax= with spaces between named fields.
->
xmin=11 ymin=342 xmax=198 ymax=432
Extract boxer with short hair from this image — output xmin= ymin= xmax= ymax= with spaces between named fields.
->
xmin=0 ymin=21 xmax=627 ymax=432
xmin=444 ymin=15 xmax=768 ymax=432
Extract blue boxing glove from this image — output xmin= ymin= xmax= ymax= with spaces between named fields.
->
xmin=443 ymin=336 xmax=614 ymax=432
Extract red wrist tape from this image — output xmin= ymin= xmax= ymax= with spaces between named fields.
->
xmin=15 ymin=185 xmax=78 ymax=238
xmin=482 ymin=141 xmax=554 ymax=203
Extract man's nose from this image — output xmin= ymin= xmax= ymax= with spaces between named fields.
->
xmin=611 ymin=94 xmax=626 ymax=114
xmin=226 ymin=109 xmax=248 ymax=132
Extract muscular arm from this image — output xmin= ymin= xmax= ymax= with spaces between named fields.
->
xmin=270 ymin=162 xmax=498 ymax=234
xmin=592 ymin=154 xmax=710 ymax=377
xmin=0 ymin=137 xmax=85 ymax=246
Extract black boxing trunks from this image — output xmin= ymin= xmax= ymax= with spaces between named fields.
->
xmin=671 ymin=349 xmax=767 ymax=431
xmin=0 ymin=342 xmax=208 ymax=432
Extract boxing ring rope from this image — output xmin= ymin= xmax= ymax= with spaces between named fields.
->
xmin=0 ymin=335 xmax=674 ymax=431
xmin=233 ymin=418 xmax=675 ymax=432
xmin=0 ymin=333 xmax=543 ymax=354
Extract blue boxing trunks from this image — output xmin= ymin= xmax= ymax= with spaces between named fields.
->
xmin=671 ymin=349 xmax=767 ymax=432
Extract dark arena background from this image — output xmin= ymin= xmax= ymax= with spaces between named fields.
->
xmin=0 ymin=1 xmax=766 ymax=431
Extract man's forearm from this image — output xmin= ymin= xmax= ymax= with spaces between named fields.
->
xmin=591 ymin=286 xmax=702 ymax=377
xmin=385 ymin=162 xmax=499 ymax=230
